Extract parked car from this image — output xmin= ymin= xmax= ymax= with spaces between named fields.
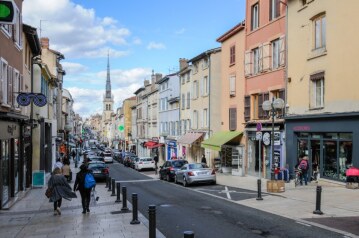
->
xmin=88 ymin=161 xmax=109 ymax=181
xmin=159 ymin=159 xmax=188 ymax=182
xmin=135 ymin=157 xmax=156 ymax=171
xmin=87 ymin=155 xmax=104 ymax=163
xmin=124 ymin=155 xmax=138 ymax=168
xmin=174 ymin=163 xmax=216 ymax=187
xmin=103 ymin=152 xmax=113 ymax=163
xmin=113 ymin=152 xmax=122 ymax=162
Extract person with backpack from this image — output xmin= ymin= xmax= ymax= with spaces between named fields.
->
xmin=298 ymin=155 xmax=309 ymax=185
xmin=73 ymin=163 xmax=96 ymax=214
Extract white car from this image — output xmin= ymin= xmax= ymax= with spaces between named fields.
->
xmin=103 ymin=152 xmax=113 ymax=163
xmin=135 ymin=157 xmax=156 ymax=171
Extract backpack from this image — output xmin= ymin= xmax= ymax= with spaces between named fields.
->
xmin=84 ymin=173 xmax=96 ymax=189
xmin=299 ymin=160 xmax=308 ymax=170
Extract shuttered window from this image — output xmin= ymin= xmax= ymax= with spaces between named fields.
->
xmin=229 ymin=108 xmax=237 ymax=131
xmin=230 ymin=45 xmax=235 ymax=65
xmin=244 ymin=96 xmax=251 ymax=122
xmin=269 ymin=0 xmax=280 ymax=21
xmin=181 ymin=93 xmax=185 ymax=109
xmin=278 ymin=89 xmax=285 ymax=117
xmin=258 ymin=93 xmax=264 ymax=119
xmin=8 ymin=66 xmax=13 ymax=105
xmin=229 ymin=76 xmax=236 ymax=97
xmin=244 ymin=51 xmax=252 ymax=76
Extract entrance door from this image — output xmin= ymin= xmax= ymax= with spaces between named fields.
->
xmin=310 ymin=140 xmax=321 ymax=181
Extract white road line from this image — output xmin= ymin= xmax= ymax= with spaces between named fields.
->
xmin=296 ymin=221 xmax=311 ymax=227
xmin=116 ymin=179 xmax=159 ymax=183
xmin=225 ymin=186 xmax=232 ymax=200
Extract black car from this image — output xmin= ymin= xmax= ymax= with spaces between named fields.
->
xmin=88 ymin=161 xmax=108 ymax=181
xmin=159 ymin=159 xmax=188 ymax=182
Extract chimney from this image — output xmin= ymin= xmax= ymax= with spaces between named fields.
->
xmin=155 ymin=73 xmax=162 ymax=82
xmin=40 ymin=37 xmax=49 ymax=49
xmin=179 ymin=58 xmax=188 ymax=71
xmin=144 ymin=80 xmax=150 ymax=86
xmin=151 ymin=70 xmax=156 ymax=84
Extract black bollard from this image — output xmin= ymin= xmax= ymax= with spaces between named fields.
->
xmin=111 ymin=179 xmax=116 ymax=196
xmin=183 ymin=231 xmax=195 ymax=238
xmin=108 ymin=176 xmax=112 ymax=191
xmin=148 ymin=205 xmax=156 ymax=238
xmin=130 ymin=193 xmax=140 ymax=225
xmin=313 ymin=186 xmax=324 ymax=215
xmin=105 ymin=175 xmax=109 ymax=188
xmin=115 ymin=182 xmax=121 ymax=203
xmin=256 ymin=179 xmax=263 ymax=200
xmin=121 ymin=186 xmax=129 ymax=212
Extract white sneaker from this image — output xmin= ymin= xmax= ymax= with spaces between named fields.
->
xmin=57 ymin=207 xmax=61 ymax=215
xmin=54 ymin=210 xmax=57 ymax=215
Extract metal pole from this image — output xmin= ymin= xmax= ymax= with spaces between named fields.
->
xmin=121 ymin=186 xmax=129 ymax=212
xmin=75 ymin=143 xmax=78 ymax=168
xmin=111 ymin=179 xmax=116 ymax=196
xmin=130 ymin=193 xmax=140 ymax=224
xmin=148 ymin=205 xmax=156 ymax=238
xmin=108 ymin=176 xmax=112 ymax=191
xmin=313 ymin=186 xmax=323 ymax=215
xmin=256 ymin=179 xmax=263 ymax=200
xmin=259 ymin=139 xmax=262 ymax=179
xmin=271 ymin=98 xmax=275 ymax=181
xmin=183 ymin=231 xmax=195 ymax=238
xmin=115 ymin=182 xmax=121 ymax=203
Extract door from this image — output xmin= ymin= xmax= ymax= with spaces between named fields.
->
xmin=1 ymin=140 xmax=10 ymax=207
xmin=310 ymin=140 xmax=321 ymax=181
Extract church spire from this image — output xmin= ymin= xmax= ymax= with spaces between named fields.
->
xmin=105 ymin=51 xmax=111 ymax=98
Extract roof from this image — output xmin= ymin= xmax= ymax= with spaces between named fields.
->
xmin=134 ymin=87 xmax=145 ymax=95
xmin=23 ymin=24 xmax=41 ymax=56
xmin=188 ymin=47 xmax=221 ymax=63
xmin=216 ymin=21 xmax=245 ymax=43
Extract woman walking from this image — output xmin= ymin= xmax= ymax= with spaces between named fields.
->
xmin=74 ymin=164 xmax=93 ymax=214
xmin=48 ymin=167 xmax=77 ymax=215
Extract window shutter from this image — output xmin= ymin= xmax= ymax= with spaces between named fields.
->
xmin=229 ymin=108 xmax=237 ymax=131
xmin=229 ymin=76 xmax=236 ymax=96
xmin=244 ymin=96 xmax=251 ymax=121
xmin=263 ymin=92 xmax=269 ymax=118
xmin=258 ymin=93 xmax=264 ymax=119
xmin=200 ymin=78 xmax=203 ymax=96
xmin=8 ymin=66 xmax=13 ymax=105
xmin=258 ymin=44 xmax=263 ymax=72
xmin=278 ymin=89 xmax=285 ymax=117
xmin=279 ymin=35 xmax=286 ymax=66
xmin=262 ymin=42 xmax=271 ymax=71
xmin=244 ymin=51 xmax=252 ymax=76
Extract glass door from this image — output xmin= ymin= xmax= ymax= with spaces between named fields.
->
xmin=2 ymin=140 xmax=10 ymax=206
xmin=310 ymin=140 xmax=321 ymax=181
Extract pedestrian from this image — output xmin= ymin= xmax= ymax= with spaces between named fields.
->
xmin=62 ymin=161 xmax=71 ymax=182
xmin=153 ymin=154 xmax=159 ymax=175
xmin=71 ymin=149 xmax=76 ymax=161
xmin=48 ymin=167 xmax=77 ymax=216
xmin=54 ymin=158 xmax=63 ymax=170
xmin=73 ymin=163 xmax=93 ymax=214
xmin=201 ymin=154 xmax=207 ymax=165
xmin=298 ymin=155 xmax=309 ymax=185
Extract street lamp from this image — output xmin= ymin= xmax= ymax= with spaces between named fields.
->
xmin=64 ymin=123 xmax=72 ymax=166
xmin=262 ymin=97 xmax=285 ymax=180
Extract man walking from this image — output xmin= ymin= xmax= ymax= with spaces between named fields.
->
xmin=154 ymin=154 xmax=159 ymax=175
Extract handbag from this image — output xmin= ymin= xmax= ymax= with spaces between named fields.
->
xmin=45 ymin=187 xmax=53 ymax=198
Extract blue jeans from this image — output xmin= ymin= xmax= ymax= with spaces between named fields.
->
xmin=300 ymin=170 xmax=308 ymax=185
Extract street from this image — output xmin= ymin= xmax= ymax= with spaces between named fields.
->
xmin=108 ymin=162 xmax=345 ymax=238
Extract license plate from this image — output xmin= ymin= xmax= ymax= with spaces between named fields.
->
xmin=198 ymin=172 xmax=207 ymax=175
xmin=93 ymin=171 xmax=101 ymax=174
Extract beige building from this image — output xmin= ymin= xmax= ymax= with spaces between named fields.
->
xmin=286 ymin=0 xmax=359 ymax=182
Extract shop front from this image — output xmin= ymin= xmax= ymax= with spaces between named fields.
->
xmin=177 ymin=132 xmax=204 ymax=163
xmin=286 ymin=113 xmax=359 ymax=182
xmin=144 ymin=139 xmax=164 ymax=158
xmin=201 ymin=131 xmax=244 ymax=175
xmin=166 ymin=140 xmax=177 ymax=160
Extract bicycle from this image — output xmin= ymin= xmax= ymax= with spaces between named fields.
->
xmin=294 ymin=168 xmax=302 ymax=187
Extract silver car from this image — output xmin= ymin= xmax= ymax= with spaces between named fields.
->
xmin=174 ymin=163 xmax=216 ymax=187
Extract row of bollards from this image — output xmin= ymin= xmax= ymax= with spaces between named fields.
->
xmin=107 ymin=175 xmax=195 ymax=237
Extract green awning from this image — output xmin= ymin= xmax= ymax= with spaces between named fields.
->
xmin=201 ymin=131 xmax=242 ymax=151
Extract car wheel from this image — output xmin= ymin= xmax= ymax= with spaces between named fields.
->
xmin=183 ymin=177 xmax=188 ymax=187
xmin=166 ymin=174 xmax=171 ymax=182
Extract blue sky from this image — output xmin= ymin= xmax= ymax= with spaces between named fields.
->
xmin=23 ymin=0 xmax=246 ymax=118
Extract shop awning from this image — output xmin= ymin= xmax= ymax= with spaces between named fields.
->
xmin=148 ymin=143 xmax=164 ymax=149
xmin=144 ymin=141 xmax=156 ymax=147
xmin=177 ymin=132 xmax=204 ymax=145
xmin=201 ymin=131 xmax=242 ymax=151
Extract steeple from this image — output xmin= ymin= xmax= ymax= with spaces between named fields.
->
xmin=105 ymin=51 xmax=111 ymax=98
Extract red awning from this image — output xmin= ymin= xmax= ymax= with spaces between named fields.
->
xmin=144 ymin=141 xmax=156 ymax=147
xmin=148 ymin=143 xmax=164 ymax=149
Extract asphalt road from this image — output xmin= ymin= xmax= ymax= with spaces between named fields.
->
xmin=107 ymin=162 xmax=345 ymax=238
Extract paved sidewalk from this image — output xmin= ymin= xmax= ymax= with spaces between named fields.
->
xmin=0 ymin=161 xmax=165 ymax=238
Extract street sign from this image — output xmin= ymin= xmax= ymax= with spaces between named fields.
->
xmin=0 ymin=0 xmax=15 ymax=24
xmin=256 ymin=122 xmax=262 ymax=132
xmin=256 ymin=132 xmax=262 ymax=140
xmin=263 ymin=132 xmax=271 ymax=146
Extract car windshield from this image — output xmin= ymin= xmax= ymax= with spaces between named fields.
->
xmin=172 ymin=160 xmax=187 ymax=168
xmin=188 ymin=163 xmax=207 ymax=170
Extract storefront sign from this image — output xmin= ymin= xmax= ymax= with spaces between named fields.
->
xmin=274 ymin=132 xmax=281 ymax=145
xmin=293 ymin=126 xmax=311 ymax=131
xmin=263 ymin=132 xmax=271 ymax=146
xmin=256 ymin=132 xmax=262 ymax=140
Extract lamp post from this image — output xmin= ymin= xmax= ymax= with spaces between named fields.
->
xmin=262 ymin=97 xmax=285 ymax=180
xmin=64 ymin=124 xmax=72 ymax=166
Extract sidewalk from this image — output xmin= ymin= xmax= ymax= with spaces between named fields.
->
xmin=0 ymin=160 xmax=165 ymax=238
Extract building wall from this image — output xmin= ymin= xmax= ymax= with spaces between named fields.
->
xmin=287 ymin=0 xmax=359 ymax=115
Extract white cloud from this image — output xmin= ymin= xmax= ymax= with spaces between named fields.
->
xmin=175 ymin=28 xmax=186 ymax=35
xmin=62 ymin=62 xmax=88 ymax=75
xmin=97 ymin=67 xmax=152 ymax=88
xmin=132 ymin=37 xmax=142 ymax=45
xmin=23 ymin=0 xmax=131 ymax=59
xmin=147 ymin=42 xmax=166 ymax=50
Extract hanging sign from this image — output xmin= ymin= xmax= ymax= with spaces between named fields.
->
xmin=17 ymin=93 xmax=47 ymax=107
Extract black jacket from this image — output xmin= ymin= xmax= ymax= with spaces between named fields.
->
xmin=74 ymin=169 xmax=92 ymax=192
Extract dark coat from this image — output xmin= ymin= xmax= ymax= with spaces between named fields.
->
xmin=48 ymin=174 xmax=77 ymax=202
xmin=74 ymin=169 xmax=92 ymax=192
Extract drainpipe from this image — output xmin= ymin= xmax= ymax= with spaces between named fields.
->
xmin=206 ymin=51 xmax=211 ymax=165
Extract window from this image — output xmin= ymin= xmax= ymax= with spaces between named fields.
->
xmin=13 ymin=8 xmax=22 ymax=48
xmin=311 ymin=72 xmax=324 ymax=108
xmin=229 ymin=76 xmax=236 ymax=97
xmin=253 ymin=48 xmax=259 ymax=74
xmin=251 ymin=3 xmax=259 ymax=31
xmin=1 ymin=23 xmax=12 ymax=38
xmin=202 ymin=76 xmax=209 ymax=96
xmin=193 ymin=81 xmax=199 ymax=99
xmin=314 ymin=14 xmax=326 ymax=49
xmin=229 ymin=108 xmax=237 ymax=131
xmin=193 ymin=63 xmax=198 ymax=74
xmin=186 ymin=92 xmax=190 ymax=109
xmin=192 ymin=110 xmax=198 ymax=129
xmin=7 ymin=66 xmax=13 ymax=105
xmin=230 ymin=45 xmax=235 ymax=65
xmin=257 ymin=93 xmax=269 ymax=119
xmin=244 ymin=96 xmax=250 ymax=121
xmin=181 ymin=93 xmax=185 ymax=109
xmin=13 ymin=70 xmax=20 ymax=108
xmin=272 ymin=38 xmax=280 ymax=69
xmin=1 ymin=59 xmax=8 ymax=104
xmin=203 ymin=108 xmax=208 ymax=128
xmin=186 ymin=72 xmax=190 ymax=82
xmin=203 ymin=58 xmax=209 ymax=69
xmin=269 ymin=0 xmax=280 ymax=21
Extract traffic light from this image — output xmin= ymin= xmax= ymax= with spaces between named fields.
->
xmin=0 ymin=0 xmax=14 ymax=24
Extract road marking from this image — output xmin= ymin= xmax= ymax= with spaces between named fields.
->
xmin=224 ymin=186 xmax=232 ymax=200
xmin=296 ymin=221 xmax=311 ymax=227
xmin=116 ymin=179 xmax=159 ymax=183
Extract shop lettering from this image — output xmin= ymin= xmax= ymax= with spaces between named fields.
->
xmin=293 ymin=126 xmax=311 ymax=131
xmin=7 ymin=125 xmax=17 ymax=135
